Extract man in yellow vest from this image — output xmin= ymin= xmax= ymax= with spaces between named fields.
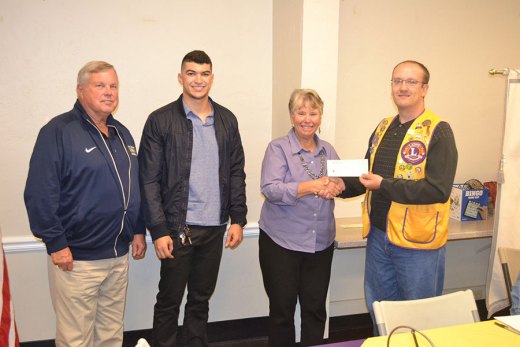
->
xmin=340 ymin=60 xmax=458 ymax=334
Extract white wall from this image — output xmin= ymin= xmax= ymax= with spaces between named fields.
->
xmin=2 ymin=0 xmax=519 ymax=342
xmin=301 ymin=0 xmax=340 ymax=144
xmin=0 ymin=0 xmax=272 ymax=240
xmin=0 ymin=0 xmax=272 ymax=342
xmin=272 ymin=0 xmax=303 ymax=139
xmin=334 ymin=0 xmax=520 ymax=216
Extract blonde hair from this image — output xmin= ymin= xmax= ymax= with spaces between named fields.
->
xmin=288 ymin=89 xmax=324 ymax=115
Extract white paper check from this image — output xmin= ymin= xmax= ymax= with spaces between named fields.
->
xmin=327 ymin=159 xmax=368 ymax=177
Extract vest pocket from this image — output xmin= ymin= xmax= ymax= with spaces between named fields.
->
xmin=388 ymin=203 xmax=440 ymax=244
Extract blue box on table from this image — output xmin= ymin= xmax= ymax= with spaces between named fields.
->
xmin=449 ymin=184 xmax=489 ymax=221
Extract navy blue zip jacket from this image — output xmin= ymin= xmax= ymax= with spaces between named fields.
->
xmin=24 ymin=100 xmax=145 ymax=260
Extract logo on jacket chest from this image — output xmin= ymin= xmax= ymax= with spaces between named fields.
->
xmin=401 ymin=140 xmax=426 ymax=165
xmin=127 ymin=145 xmax=137 ymax=156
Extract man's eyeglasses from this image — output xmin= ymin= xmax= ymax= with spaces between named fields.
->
xmin=391 ymin=79 xmax=426 ymax=87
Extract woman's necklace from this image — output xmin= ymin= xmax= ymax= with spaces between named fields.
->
xmin=298 ymin=150 xmax=325 ymax=179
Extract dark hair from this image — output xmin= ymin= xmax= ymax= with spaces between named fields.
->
xmin=393 ymin=60 xmax=430 ymax=84
xmin=181 ymin=50 xmax=212 ymax=70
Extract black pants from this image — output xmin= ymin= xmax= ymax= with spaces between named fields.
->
xmin=153 ymin=225 xmax=226 ymax=347
xmin=259 ymin=230 xmax=334 ymax=347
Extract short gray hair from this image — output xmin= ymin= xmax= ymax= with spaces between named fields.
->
xmin=77 ymin=61 xmax=115 ymax=86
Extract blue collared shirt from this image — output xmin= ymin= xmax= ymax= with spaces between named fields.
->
xmin=183 ymin=101 xmax=222 ymax=226
xmin=259 ymin=128 xmax=340 ymax=252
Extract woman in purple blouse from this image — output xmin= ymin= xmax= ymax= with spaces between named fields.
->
xmin=258 ymin=89 xmax=345 ymax=346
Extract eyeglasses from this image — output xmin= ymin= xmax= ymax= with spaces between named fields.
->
xmin=391 ymin=78 xmax=426 ymax=87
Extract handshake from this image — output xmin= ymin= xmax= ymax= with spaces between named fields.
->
xmin=314 ymin=176 xmax=345 ymax=200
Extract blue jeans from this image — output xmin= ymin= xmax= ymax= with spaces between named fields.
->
xmin=364 ymin=226 xmax=446 ymax=333
xmin=511 ymin=276 xmax=520 ymax=315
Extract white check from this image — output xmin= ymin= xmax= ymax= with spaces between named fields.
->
xmin=327 ymin=159 xmax=368 ymax=177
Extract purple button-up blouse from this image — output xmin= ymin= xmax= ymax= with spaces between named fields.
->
xmin=259 ymin=128 xmax=340 ymax=253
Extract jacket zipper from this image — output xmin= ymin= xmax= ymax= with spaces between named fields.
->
xmin=86 ymin=119 xmax=131 ymax=257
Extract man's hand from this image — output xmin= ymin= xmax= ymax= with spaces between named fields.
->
xmin=359 ymin=172 xmax=383 ymax=190
xmin=131 ymin=234 xmax=147 ymax=260
xmin=153 ymin=235 xmax=174 ymax=259
xmin=328 ymin=177 xmax=346 ymax=196
xmin=51 ymin=247 xmax=74 ymax=271
xmin=225 ymin=224 xmax=244 ymax=249
xmin=316 ymin=177 xmax=346 ymax=199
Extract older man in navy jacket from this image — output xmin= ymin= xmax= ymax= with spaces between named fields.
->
xmin=24 ymin=61 xmax=146 ymax=347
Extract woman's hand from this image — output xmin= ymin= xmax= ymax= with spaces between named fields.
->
xmin=316 ymin=177 xmax=345 ymax=199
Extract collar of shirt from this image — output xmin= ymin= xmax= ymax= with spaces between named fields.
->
xmin=390 ymin=115 xmax=415 ymax=130
xmin=288 ymin=127 xmax=327 ymax=156
xmin=75 ymin=99 xmax=116 ymax=127
xmin=182 ymin=100 xmax=215 ymax=125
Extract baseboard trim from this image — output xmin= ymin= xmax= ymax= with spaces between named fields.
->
xmin=3 ymin=224 xmax=261 ymax=254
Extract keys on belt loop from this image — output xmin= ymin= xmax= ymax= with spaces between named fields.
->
xmin=179 ymin=225 xmax=192 ymax=246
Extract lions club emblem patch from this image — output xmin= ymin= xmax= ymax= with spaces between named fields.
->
xmin=401 ymin=141 xmax=426 ymax=165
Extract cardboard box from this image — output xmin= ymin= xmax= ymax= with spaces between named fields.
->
xmin=450 ymin=184 xmax=489 ymax=221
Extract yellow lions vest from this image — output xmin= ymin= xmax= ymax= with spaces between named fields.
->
xmin=361 ymin=109 xmax=450 ymax=249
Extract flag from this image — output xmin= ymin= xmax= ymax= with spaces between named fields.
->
xmin=486 ymin=69 xmax=520 ymax=317
xmin=0 ymin=230 xmax=20 ymax=347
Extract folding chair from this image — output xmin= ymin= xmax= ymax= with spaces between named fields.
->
xmin=372 ymin=289 xmax=480 ymax=336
